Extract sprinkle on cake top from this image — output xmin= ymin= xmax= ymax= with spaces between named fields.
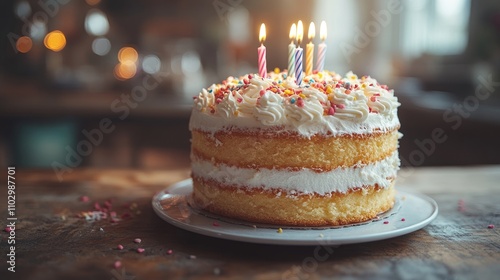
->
xmin=191 ymin=70 xmax=400 ymax=136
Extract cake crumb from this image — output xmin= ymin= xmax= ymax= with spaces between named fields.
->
xmin=277 ymin=228 xmax=283 ymax=233
xmin=319 ymin=233 xmax=324 ymax=238
xmin=383 ymin=221 xmax=389 ymax=224
xmin=488 ymin=224 xmax=495 ymax=229
xmin=401 ymin=218 xmax=406 ymax=222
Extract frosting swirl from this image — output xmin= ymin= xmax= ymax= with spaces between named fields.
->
xmin=254 ymin=91 xmax=286 ymax=125
xmin=190 ymin=70 xmax=400 ymax=137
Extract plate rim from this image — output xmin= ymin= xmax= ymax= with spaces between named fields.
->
xmin=152 ymin=178 xmax=438 ymax=246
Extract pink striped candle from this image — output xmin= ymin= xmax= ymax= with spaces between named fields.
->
xmin=316 ymin=21 xmax=327 ymax=71
xmin=258 ymin=23 xmax=267 ymax=78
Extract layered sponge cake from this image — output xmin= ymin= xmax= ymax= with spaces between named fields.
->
xmin=189 ymin=70 xmax=400 ymax=226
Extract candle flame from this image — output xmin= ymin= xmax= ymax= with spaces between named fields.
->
xmin=259 ymin=23 xmax=266 ymax=43
xmin=308 ymin=22 xmax=315 ymax=41
xmin=289 ymin=23 xmax=297 ymax=41
xmin=320 ymin=21 xmax=327 ymax=41
xmin=296 ymin=20 xmax=303 ymax=45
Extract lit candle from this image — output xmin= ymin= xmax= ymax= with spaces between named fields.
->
xmin=316 ymin=21 xmax=327 ymax=72
xmin=295 ymin=20 xmax=304 ymax=85
xmin=288 ymin=24 xmax=297 ymax=78
xmin=258 ymin=23 xmax=267 ymax=78
xmin=306 ymin=22 xmax=315 ymax=75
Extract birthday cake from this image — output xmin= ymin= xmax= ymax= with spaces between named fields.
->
xmin=189 ymin=70 xmax=401 ymax=226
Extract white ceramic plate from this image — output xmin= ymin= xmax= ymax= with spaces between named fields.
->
xmin=152 ymin=179 xmax=438 ymax=246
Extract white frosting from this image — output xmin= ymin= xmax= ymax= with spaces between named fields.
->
xmin=191 ymin=151 xmax=400 ymax=196
xmin=190 ymin=71 xmax=400 ymax=138
xmin=254 ymin=92 xmax=286 ymax=125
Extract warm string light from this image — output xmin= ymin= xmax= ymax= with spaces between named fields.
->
xmin=115 ymin=46 xmax=138 ymax=80
xmin=44 ymin=30 xmax=66 ymax=52
xmin=16 ymin=36 xmax=32 ymax=53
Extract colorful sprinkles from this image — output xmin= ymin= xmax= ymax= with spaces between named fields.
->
xmin=195 ymin=70 xmax=395 ymax=117
xmin=113 ymin=260 xmax=122 ymax=269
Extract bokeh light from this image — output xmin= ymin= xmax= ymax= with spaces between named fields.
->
xmin=114 ymin=61 xmax=137 ymax=80
xmin=118 ymin=47 xmax=138 ymax=63
xmin=15 ymin=1 xmax=31 ymax=18
xmin=142 ymin=55 xmax=161 ymax=74
xmin=16 ymin=36 xmax=33 ymax=53
xmin=85 ymin=9 xmax=109 ymax=36
xmin=181 ymin=51 xmax=202 ymax=74
xmin=30 ymin=20 xmax=46 ymax=40
xmin=44 ymin=30 xmax=66 ymax=52
xmin=92 ymin=37 xmax=111 ymax=56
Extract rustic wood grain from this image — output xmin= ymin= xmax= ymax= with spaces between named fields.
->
xmin=0 ymin=166 xmax=499 ymax=280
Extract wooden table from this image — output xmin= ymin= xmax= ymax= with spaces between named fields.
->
xmin=1 ymin=166 xmax=499 ymax=280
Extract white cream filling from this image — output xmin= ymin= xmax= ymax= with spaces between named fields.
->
xmin=191 ymin=151 xmax=400 ymax=195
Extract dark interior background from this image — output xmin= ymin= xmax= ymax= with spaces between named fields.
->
xmin=1 ymin=0 xmax=499 ymax=170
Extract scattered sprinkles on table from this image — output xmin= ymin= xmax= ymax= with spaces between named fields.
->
xmin=113 ymin=260 xmax=122 ymax=269
xmin=78 ymin=199 xmax=139 ymax=223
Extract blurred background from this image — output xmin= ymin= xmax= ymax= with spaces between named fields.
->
xmin=0 ymin=0 xmax=499 ymax=170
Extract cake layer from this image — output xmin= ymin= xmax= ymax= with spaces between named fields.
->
xmin=192 ymin=178 xmax=396 ymax=226
xmin=191 ymin=151 xmax=398 ymax=195
xmin=191 ymin=128 xmax=399 ymax=170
